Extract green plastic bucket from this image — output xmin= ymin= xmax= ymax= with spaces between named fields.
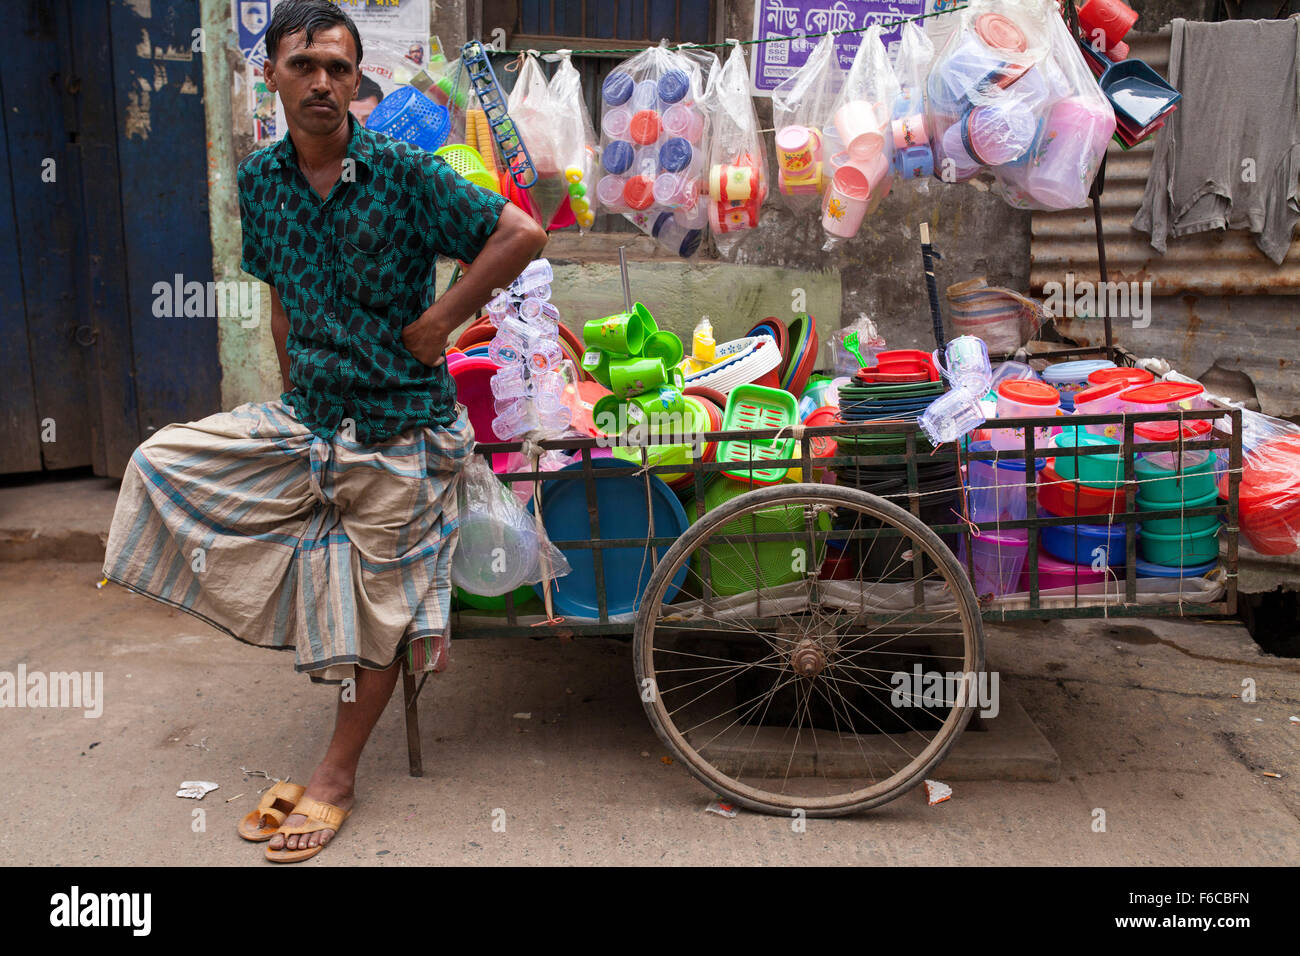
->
xmin=1139 ymin=525 xmax=1220 ymax=567
xmin=1137 ymin=489 xmax=1220 ymax=536
xmin=1133 ymin=453 xmax=1216 ymax=504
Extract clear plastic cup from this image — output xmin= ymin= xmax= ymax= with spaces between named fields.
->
xmin=488 ymin=327 xmax=526 ymax=366
xmin=527 ymin=339 xmax=564 ymax=373
xmin=662 ymin=104 xmax=704 ymax=144
xmin=485 ymin=290 xmax=516 ymax=326
xmin=631 ymin=80 xmax=658 ymax=110
xmin=933 ymin=335 xmax=992 ymax=394
xmin=597 ymin=175 xmax=629 ymax=210
xmin=518 ymin=297 xmax=560 ymax=325
xmin=490 ymin=364 xmax=529 ymax=400
xmin=512 ymin=259 xmax=553 ymax=296
xmin=492 ymin=399 xmax=537 ymax=439
xmin=918 ymin=387 xmax=987 ymax=444
xmin=674 ymin=196 xmax=709 ymax=229
xmin=601 ymin=106 xmax=632 ymax=139
xmin=532 ymin=370 xmax=566 ymax=412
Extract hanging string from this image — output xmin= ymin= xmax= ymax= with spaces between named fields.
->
xmin=495 ymin=4 xmax=971 ymax=58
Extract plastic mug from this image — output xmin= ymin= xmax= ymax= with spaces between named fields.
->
xmin=584 ymin=311 xmax=646 ymax=354
xmin=602 ymin=140 xmax=634 ymax=175
xmin=939 ymin=121 xmax=983 ymax=179
xmin=581 ymin=348 xmax=616 ymax=388
xmin=630 ymin=384 xmax=686 ymax=417
xmin=917 ymin=387 xmax=986 ymax=445
xmin=895 ymin=145 xmax=934 ymax=179
xmin=631 ymin=80 xmax=659 ymax=111
xmin=933 ymin=335 xmax=993 ymax=394
xmin=891 ymin=113 xmax=928 ymax=150
xmin=609 ymin=356 xmax=670 ymax=398
xmin=662 ymin=104 xmax=704 ymax=144
xmin=596 ymin=175 xmax=628 ymax=210
xmin=822 ymin=164 xmax=871 ymax=238
xmin=1025 ymin=97 xmax=1115 ymax=210
xmin=709 ymin=163 xmax=755 ymax=203
xmin=489 ymin=363 xmax=528 ymax=400
xmin=779 ymin=164 xmax=823 ymax=195
xmin=775 ymin=125 xmax=820 ymax=176
xmin=644 ymin=328 xmax=685 ymax=366
xmin=601 ymin=106 xmax=631 ymax=139
xmin=834 ymin=100 xmax=885 ymax=160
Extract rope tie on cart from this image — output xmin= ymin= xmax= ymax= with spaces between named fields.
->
xmin=523 ymin=438 xmax=564 ymax=626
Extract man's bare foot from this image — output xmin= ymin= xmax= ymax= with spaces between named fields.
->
xmin=268 ymin=763 xmax=355 ymax=853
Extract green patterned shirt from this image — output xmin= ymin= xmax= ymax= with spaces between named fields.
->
xmin=238 ymin=114 xmax=506 ymax=443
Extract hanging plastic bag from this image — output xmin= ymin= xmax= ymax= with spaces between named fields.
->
xmin=597 ymin=42 xmax=716 ymax=259
xmin=452 ymin=454 xmax=572 ymax=597
xmin=705 ymin=41 xmax=768 ymax=258
xmin=506 ymin=52 xmax=568 ymax=227
xmin=889 ymin=21 xmax=935 ymax=193
xmin=926 ymin=0 xmax=1114 ymax=210
xmin=820 ymin=25 xmax=900 ymax=247
xmin=771 ymin=32 xmax=844 ymax=212
xmin=548 ymin=52 xmax=601 ymax=232
xmin=1217 ymin=409 xmax=1300 ymax=557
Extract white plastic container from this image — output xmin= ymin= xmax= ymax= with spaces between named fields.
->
xmin=991 ymin=379 xmax=1060 ymax=450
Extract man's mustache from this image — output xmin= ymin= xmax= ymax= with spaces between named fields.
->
xmin=302 ymin=95 xmax=336 ymax=109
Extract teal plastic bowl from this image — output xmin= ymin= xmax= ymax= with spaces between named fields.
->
xmin=1139 ymin=525 xmax=1220 ymax=567
xmin=1052 ymin=429 xmax=1123 ymax=488
xmin=1133 ymin=453 xmax=1216 ymax=504
xmin=1137 ymin=490 xmax=1221 ymax=536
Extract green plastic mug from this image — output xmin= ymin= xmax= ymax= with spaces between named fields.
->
xmin=644 ymin=330 xmax=684 ymax=367
xmin=581 ymin=348 xmax=620 ymax=389
xmin=629 ymin=385 xmax=686 ymax=418
xmin=609 ymin=356 xmax=670 ymax=398
xmin=584 ymin=311 xmax=647 ymax=354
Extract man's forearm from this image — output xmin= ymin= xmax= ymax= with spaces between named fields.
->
xmin=404 ymin=204 xmax=548 ymax=353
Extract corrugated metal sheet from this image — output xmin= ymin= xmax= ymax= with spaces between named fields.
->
xmin=1029 ymin=32 xmax=1300 ymax=295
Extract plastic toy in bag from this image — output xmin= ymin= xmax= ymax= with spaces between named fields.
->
xmin=548 ymin=53 xmax=601 ymax=231
xmin=451 ymin=453 xmax=572 ymax=596
xmin=706 ymin=41 xmax=769 ymax=257
xmin=925 ymin=0 xmax=1115 ymax=211
xmin=889 ymin=21 xmax=935 ymax=191
xmin=597 ymin=42 xmax=716 ymax=259
xmin=820 ymin=25 xmax=900 ymax=246
xmin=771 ymin=32 xmax=844 ymax=211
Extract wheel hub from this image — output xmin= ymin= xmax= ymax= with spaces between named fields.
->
xmin=790 ymin=639 xmax=826 ymax=677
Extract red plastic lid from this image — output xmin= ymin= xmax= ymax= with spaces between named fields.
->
xmin=997 ymin=379 xmax=1061 ymax=405
xmin=624 ymin=174 xmax=655 ymax=210
xmin=1134 ymin=419 xmax=1211 ymax=443
xmin=1089 ymin=366 xmax=1153 ymax=387
xmin=630 ymin=110 xmax=661 ymax=145
xmin=976 ymin=13 xmax=1028 ymax=53
xmin=1073 ymin=381 xmax=1125 ymax=405
xmin=1120 ymin=382 xmax=1204 ymax=405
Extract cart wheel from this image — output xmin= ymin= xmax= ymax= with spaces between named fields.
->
xmin=633 ymin=483 xmax=984 ymax=817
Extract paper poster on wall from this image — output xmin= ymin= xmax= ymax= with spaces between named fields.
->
xmin=270 ymin=0 xmax=431 ymax=138
xmin=749 ymin=0 xmax=930 ymax=95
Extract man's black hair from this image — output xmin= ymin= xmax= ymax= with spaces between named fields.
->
xmin=266 ymin=0 xmax=363 ymax=65
xmin=356 ymin=74 xmax=384 ymax=103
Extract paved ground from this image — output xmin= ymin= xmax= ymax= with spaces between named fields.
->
xmin=1 ymin=559 xmax=1297 ymax=866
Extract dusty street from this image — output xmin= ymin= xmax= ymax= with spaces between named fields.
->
xmin=1 ymin=559 xmax=1297 ymax=866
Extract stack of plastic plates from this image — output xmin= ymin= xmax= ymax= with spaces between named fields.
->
xmin=837 ymin=378 xmax=946 ymax=423
xmin=683 ymin=335 xmax=781 ymax=394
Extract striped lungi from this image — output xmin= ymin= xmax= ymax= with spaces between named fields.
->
xmin=102 ymin=400 xmax=474 ymax=683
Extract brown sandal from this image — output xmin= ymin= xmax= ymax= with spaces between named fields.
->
xmin=237 ymin=781 xmax=306 ymax=842
xmin=264 ymin=795 xmax=351 ymax=863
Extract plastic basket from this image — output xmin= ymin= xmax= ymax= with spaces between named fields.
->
xmin=717 ymin=384 xmax=798 ymax=484
xmin=435 ymin=144 xmax=501 ymax=194
xmin=366 ymin=86 xmax=450 ymax=152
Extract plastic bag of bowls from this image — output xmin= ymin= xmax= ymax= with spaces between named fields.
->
xmin=771 ymin=31 xmax=844 ymax=212
xmin=1219 ymin=409 xmax=1300 ymax=556
xmin=926 ymin=0 xmax=1115 ymax=211
xmin=820 ymin=24 xmax=901 ymax=246
xmin=451 ymin=454 xmax=572 ymax=596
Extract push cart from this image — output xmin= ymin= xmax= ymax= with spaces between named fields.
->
xmin=401 ymin=350 xmax=1241 ymax=817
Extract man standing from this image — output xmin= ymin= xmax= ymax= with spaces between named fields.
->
xmin=102 ymin=0 xmax=547 ymax=862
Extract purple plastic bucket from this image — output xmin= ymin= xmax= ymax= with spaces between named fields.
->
xmin=971 ymin=529 xmax=1029 ymax=597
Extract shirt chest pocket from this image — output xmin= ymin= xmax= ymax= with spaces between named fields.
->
xmin=338 ymin=215 xmax=400 ymax=309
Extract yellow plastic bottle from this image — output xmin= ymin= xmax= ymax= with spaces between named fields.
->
xmin=692 ymin=317 xmax=716 ymax=366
